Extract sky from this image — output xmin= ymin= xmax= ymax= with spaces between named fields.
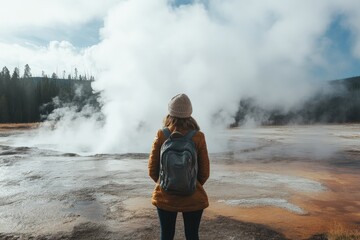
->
xmin=1 ymin=0 xmax=359 ymax=80
xmin=2 ymin=0 xmax=360 ymax=153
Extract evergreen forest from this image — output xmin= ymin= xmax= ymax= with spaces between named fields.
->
xmin=0 ymin=65 xmax=99 ymax=123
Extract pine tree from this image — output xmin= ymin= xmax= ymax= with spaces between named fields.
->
xmin=51 ymin=72 xmax=58 ymax=79
xmin=23 ymin=64 xmax=32 ymax=78
xmin=1 ymin=66 xmax=10 ymax=79
xmin=12 ymin=67 xmax=20 ymax=79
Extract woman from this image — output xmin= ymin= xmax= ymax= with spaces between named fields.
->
xmin=148 ymin=93 xmax=210 ymax=240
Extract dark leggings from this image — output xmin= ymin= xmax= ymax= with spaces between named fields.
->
xmin=157 ymin=208 xmax=203 ymax=240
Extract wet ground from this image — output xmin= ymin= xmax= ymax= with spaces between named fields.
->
xmin=0 ymin=124 xmax=359 ymax=239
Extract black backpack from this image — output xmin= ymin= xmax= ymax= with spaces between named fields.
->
xmin=159 ymin=128 xmax=198 ymax=195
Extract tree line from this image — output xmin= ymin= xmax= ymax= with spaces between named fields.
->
xmin=2 ymin=63 xmax=359 ymax=125
xmin=0 ymin=65 xmax=99 ymax=123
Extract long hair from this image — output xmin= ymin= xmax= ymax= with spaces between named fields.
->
xmin=163 ymin=114 xmax=200 ymax=131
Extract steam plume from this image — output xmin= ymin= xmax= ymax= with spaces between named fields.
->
xmin=18 ymin=0 xmax=360 ymax=154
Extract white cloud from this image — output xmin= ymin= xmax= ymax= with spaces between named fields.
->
xmin=0 ymin=40 xmax=94 ymax=78
xmin=0 ymin=0 xmax=119 ymax=34
xmin=0 ymin=0 xmax=120 ymax=75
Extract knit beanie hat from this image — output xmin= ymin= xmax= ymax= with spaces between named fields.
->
xmin=168 ymin=93 xmax=193 ymax=118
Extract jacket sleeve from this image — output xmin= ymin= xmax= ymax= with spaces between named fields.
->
xmin=148 ymin=130 xmax=162 ymax=183
xmin=197 ymin=132 xmax=210 ymax=185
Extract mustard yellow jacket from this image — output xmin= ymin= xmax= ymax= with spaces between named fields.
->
xmin=148 ymin=126 xmax=210 ymax=212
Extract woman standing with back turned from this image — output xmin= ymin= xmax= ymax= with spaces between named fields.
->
xmin=148 ymin=93 xmax=210 ymax=240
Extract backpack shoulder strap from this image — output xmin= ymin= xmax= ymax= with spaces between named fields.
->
xmin=162 ymin=127 xmax=171 ymax=139
xmin=184 ymin=130 xmax=197 ymax=140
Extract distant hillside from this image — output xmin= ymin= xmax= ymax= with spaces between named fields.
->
xmin=331 ymin=76 xmax=360 ymax=90
xmin=232 ymin=76 xmax=360 ymax=126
